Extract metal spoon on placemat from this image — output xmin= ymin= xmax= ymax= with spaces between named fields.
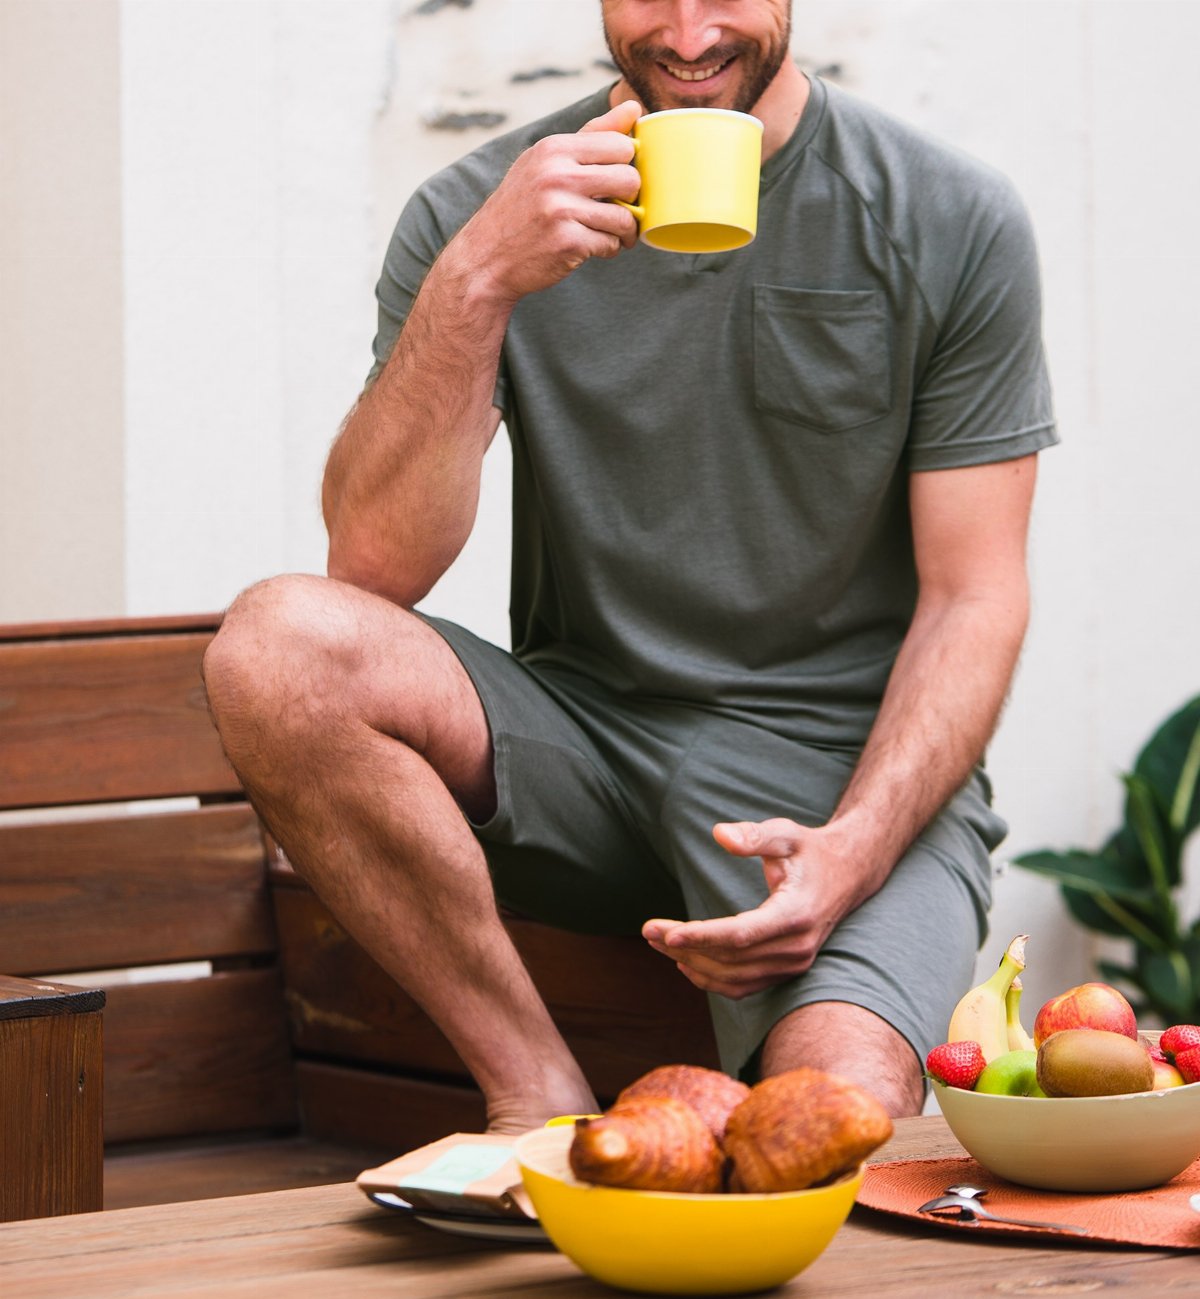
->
xmin=917 ymin=1184 xmax=1089 ymax=1234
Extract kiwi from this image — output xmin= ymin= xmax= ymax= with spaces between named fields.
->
xmin=1035 ymin=1028 xmax=1154 ymax=1097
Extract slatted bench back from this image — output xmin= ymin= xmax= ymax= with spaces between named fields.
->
xmin=0 ymin=617 xmax=298 ymax=1145
xmin=0 ymin=614 xmax=722 ymax=1163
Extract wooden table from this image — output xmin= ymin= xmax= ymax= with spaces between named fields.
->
xmin=1 ymin=1118 xmax=1191 ymax=1298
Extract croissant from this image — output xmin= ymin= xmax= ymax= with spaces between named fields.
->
xmin=616 ymin=1064 xmax=750 ymax=1146
xmin=569 ymin=1096 xmax=725 ymax=1193
xmin=724 ymin=1067 xmax=893 ymax=1193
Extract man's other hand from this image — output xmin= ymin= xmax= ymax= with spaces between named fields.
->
xmin=455 ymin=100 xmax=643 ymax=305
xmin=641 ymin=819 xmax=864 ymax=1000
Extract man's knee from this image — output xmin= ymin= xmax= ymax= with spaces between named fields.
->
xmin=203 ymin=573 xmax=362 ymax=747
xmin=761 ymin=1001 xmax=924 ymax=1118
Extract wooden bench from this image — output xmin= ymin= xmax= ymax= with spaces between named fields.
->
xmin=0 ymin=614 xmax=718 ymax=1221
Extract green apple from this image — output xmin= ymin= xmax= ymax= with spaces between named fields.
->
xmin=975 ymin=1049 xmax=1047 ymax=1097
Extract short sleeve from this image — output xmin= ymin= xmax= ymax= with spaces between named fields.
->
xmin=907 ymin=179 xmax=1058 ymax=471
xmin=362 ymin=183 xmax=510 ymax=413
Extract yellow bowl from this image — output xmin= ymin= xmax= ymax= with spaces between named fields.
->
xmin=515 ymin=1125 xmax=861 ymax=1296
xmin=935 ymin=1078 xmax=1200 ymax=1192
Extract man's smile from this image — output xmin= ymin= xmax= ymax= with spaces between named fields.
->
xmin=660 ymin=57 xmax=735 ymax=83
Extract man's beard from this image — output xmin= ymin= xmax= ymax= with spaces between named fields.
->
xmin=604 ymin=26 xmax=791 ymax=115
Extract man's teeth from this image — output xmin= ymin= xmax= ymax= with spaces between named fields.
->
xmin=663 ymin=60 xmax=729 ymax=82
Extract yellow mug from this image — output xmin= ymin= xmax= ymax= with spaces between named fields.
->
xmin=616 ymin=107 xmax=764 ymax=254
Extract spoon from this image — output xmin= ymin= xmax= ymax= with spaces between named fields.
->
xmin=917 ymin=1189 xmax=1089 ymax=1234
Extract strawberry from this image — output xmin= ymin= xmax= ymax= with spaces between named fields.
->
xmin=1175 ymin=1045 xmax=1200 ymax=1085
xmin=925 ymin=1040 xmax=987 ymax=1090
xmin=1159 ymin=1025 xmax=1200 ymax=1061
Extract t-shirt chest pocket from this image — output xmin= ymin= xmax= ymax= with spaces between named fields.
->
xmin=753 ymin=285 xmax=893 ymax=433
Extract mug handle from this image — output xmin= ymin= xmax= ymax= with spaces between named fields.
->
xmin=610 ymin=133 xmax=644 ymax=223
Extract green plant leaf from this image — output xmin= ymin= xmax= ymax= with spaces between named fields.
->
xmin=1133 ymin=694 xmax=1200 ymax=842
xmin=1108 ymin=820 xmax=1175 ymax=889
xmin=1184 ymin=932 xmax=1200 ymax=1003
xmin=1121 ymin=772 xmax=1179 ymax=935
xmin=1012 ymin=848 xmax=1154 ymax=901
xmin=1013 ymin=846 xmax=1176 ymax=950
xmin=1135 ymin=947 xmax=1197 ymax=1023
xmin=1062 ymin=886 xmax=1160 ymax=940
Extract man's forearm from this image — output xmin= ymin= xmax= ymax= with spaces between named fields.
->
xmin=824 ymin=584 xmax=1029 ymax=904
xmin=323 ymin=236 xmax=513 ymax=606
xmin=323 ymin=100 xmax=642 ymax=607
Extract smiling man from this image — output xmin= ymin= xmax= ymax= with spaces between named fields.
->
xmin=204 ymin=1 xmax=1057 ymax=1128
xmin=605 ymin=0 xmax=794 ymax=112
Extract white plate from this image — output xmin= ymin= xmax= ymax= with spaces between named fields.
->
xmin=366 ymin=1191 xmax=549 ymax=1244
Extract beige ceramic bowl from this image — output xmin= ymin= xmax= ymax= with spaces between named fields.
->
xmin=935 ymin=1079 xmax=1200 ymax=1192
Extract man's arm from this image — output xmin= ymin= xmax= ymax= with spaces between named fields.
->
xmin=642 ymin=453 xmax=1038 ymax=998
xmin=323 ymin=101 xmax=642 ymax=606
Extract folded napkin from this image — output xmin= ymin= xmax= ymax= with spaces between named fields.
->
xmin=858 ymin=1155 xmax=1200 ymax=1249
xmin=358 ymin=1133 xmax=535 ymax=1220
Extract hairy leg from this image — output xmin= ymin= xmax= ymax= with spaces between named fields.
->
xmin=761 ymin=1001 xmax=924 ymax=1117
xmin=202 ymin=573 xmax=597 ymax=1131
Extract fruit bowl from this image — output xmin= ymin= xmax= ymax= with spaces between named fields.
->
xmin=515 ymin=1125 xmax=861 ymax=1295
xmin=934 ymin=1078 xmax=1200 ymax=1192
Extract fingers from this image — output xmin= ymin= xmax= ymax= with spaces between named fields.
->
xmin=674 ymin=962 xmax=781 ymax=1000
xmin=579 ymin=98 xmax=642 ymax=137
xmin=648 ymin=895 xmax=793 ymax=953
xmin=713 ymin=819 xmax=802 ymax=859
xmin=583 ymin=161 xmax=641 ymax=204
xmin=644 ymin=894 xmax=822 ymax=999
xmin=666 ymin=937 xmax=817 ymax=998
xmin=645 ymin=901 xmax=809 ymax=959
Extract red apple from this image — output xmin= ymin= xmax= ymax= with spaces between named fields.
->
xmin=1142 ymin=1044 xmax=1179 ymax=1085
xmin=1150 ymin=1057 xmax=1185 ymax=1089
xmin=1032 ymin=982 xmax=1138 ymax=1047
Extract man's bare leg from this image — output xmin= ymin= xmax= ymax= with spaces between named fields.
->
xmin=202 ymin=573 xmax=597 ymax=1132
xmin=761 ymin=1002 xmax=924 ymax=1117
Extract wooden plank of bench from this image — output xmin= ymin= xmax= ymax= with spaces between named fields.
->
xmin=510 ymin=916 xmax=721 ymax=1089
xmin=273 ymin=879 xmax=720 ymax=1102
xmin=1 ymin=805 xmax=274 ymax=976
xmin=273 ymin=884 xmax=470 ymax=1081
xmin=0 ymin=1006 xmax=103 ymax=1221
xmin=0 ymin=631 xmax=237 ymax=810
xmin=295 ymin=1060 xmax=488 ymax=1152
xmin=0 ymin=614 xmax=221 ymax=643
xmin=103 ymin=970 xmax=298 ymax=1144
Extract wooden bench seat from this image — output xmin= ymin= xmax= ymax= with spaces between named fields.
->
xmin=0 ymin=614 xmax=718 ymax=1221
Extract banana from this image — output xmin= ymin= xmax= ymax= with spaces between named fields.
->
xmin=946 ymin=933 xmax=1029 ymax=1062
xmin=1005 ymin=975 xmax=1036 ymax=1052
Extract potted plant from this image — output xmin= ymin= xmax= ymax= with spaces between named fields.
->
xmin=1012 ymin=695 xmax=1200 ymax=1024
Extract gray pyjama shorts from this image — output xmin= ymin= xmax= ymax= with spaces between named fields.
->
xmin=427 ymin=617 xmax=1006 ymax=1082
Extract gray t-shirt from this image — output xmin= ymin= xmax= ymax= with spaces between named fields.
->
xmin=369 ymin=76 xmax=1057 ymax=747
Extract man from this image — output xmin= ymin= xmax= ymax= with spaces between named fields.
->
xmin=203 ymin=0 xmax=1056 ymax=1127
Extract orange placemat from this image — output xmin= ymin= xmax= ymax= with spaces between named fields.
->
xmin=857 ymin=1155 xmax=1200 ymax=1249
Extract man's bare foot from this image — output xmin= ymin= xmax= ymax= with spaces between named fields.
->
xmin=486 ymin=1084 xmax=601 ymax=1135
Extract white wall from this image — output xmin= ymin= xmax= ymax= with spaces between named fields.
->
xmin=0 ymin=0 xmax=125 ymax=621
xmin=119 ymin=0 xmax=393 ymax=611
xmin=6 ymin=0 xmax=1199 ymax=1010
